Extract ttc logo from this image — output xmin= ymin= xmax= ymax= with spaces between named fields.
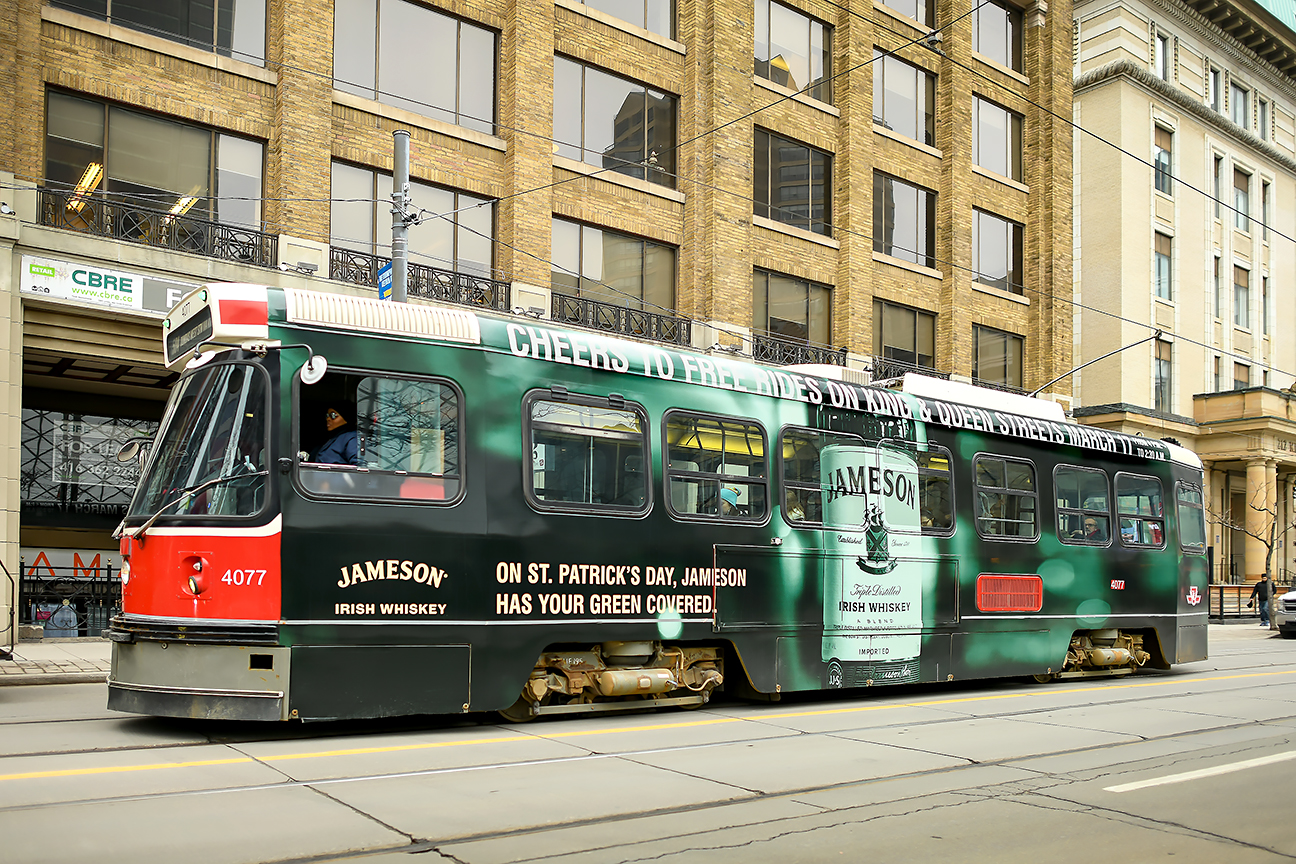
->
xmin=1186 ymin=586 xmax=1202 ymax=606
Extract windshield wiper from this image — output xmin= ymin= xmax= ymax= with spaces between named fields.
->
xmin=114 ymin=469 xmax=269 ymax=543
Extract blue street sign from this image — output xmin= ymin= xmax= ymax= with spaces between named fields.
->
xmin=377 ymin=262 xmax=393 ymax=301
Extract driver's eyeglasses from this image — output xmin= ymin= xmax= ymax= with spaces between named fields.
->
xmin=327 ymin=411 xmax=341 ymax=420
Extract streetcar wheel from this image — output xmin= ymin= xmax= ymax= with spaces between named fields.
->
xmin=1030 ymin=673 xmax=1056 ymax=684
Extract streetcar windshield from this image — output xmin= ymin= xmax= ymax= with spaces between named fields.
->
xmin=127 ymin=362 xmax=269 ymax=519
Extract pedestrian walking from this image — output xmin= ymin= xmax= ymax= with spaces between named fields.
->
xmin=1247 ymin=574 xmax=1274 ymax=626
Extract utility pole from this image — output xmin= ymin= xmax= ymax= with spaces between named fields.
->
xmin=391 ymin=130 xmax=411 ymax=303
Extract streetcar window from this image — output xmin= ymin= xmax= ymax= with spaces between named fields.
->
xmin=880 ymin=439 xmax=954 ymax=535
xmin=525 ymin=393 xmax=649 ymax=513
xmin=1056 ymin=465 xmax=1110 ymax=545
xmin=129 ymin=361 xmax=269 ymax=519
xmin=1176 ymin=482 xmax=1206 ymax=551
xmin=297 ymin=372 xmax=462 ymax=502
xmin=665 ymin=412 xmax=767 ymax=521
xmin=974 ymin=455 xmax=1037 ymax=539
xmin=779 ymin=427 xmax=861 ymax=526
xmin=1115 ymin=473 xmax=1165 ymax=547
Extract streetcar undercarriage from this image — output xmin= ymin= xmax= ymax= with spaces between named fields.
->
xmin=499 ymin=641 xmax=724 ymax=721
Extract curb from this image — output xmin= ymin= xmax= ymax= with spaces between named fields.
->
xmin=0 ymin=671 xmax=109 ymax=687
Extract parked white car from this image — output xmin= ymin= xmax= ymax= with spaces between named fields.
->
xmin=1277 ymin=590 xmax=1296 ymax=638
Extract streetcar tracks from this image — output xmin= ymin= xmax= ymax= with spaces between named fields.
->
xmin=0 ymin=665 xmax=1292 ymax=821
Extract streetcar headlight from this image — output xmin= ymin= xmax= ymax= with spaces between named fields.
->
xmin=120 ymin=560 xmax=130 ymax=586
xmin=188 ymin=574 xmax=206 ymax=595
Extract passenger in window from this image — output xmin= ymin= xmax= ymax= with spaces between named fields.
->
xmin=786 ymin=490 xmax=805 ymax=521
xmin=1082 ymin=518 xmax=1106 ymax=542
xmin=721 ymin=487 xmax=739 ymax=516
xmin=921 ymin=479 xmax=950 ymax=528
xmin=311 ymin=407 xmax=360 ymax=465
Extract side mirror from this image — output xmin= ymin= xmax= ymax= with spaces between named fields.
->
xmin=300 ymin=354 xmax=328 ymax=385
xmin=116 ymin=440 xmax=143 ymax=463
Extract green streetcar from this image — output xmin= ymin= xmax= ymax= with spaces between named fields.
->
xmin=106 ymin=283 xmax=1208 ymax=721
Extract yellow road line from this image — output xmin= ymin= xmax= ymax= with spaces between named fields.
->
xmin=2 ymin=668 xmax=1292 ymax=783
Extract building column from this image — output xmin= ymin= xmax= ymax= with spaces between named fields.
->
xmin=1244 ymin=458 xmax=1271 ymax=580
xmin=0 ymin=207 xmax=19 ymax=642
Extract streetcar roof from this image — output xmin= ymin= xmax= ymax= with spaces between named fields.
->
xmin=172 ymin=283 xmax=1193 ymax=469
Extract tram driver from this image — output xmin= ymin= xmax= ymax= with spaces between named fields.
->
xmin=310 ymin=406 xmax=360 ymax=465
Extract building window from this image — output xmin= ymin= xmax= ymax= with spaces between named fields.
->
xmin=1154 ymin=32 xmax=1170 ymax=80
xmin=554 ymin=57 xmax=677 ymax=188
xmin=873 ymin=50 xmax=935 ymax=146
xmin=334 ymin=0 xmax=495 ymax=134
xmin=1231 ymin=83 xmax=1249 ymax=129
xmin=1234 ymin=362 xmax=1250 ymax=389
xmin=873 ymin=172 xmax=936 ymax=267
xmin=974 ymin=210 xmax=1024 ymax=294
xmin=1213 ymin=356 xmax=1222 ymax=391
xmin=44 ymin=91 xmax=264 ymax=229
xmin=873 ymin=299 xmax=935 ymax=371
xmin=1259 ymin=98 xmax=1270 ymax=139
xmin=1262 ymin=276 xmax=1270 ymax=335
xmin=973 ymin=97 xmax=1023 ymax=182
xmin=52 ymin=0 xmax=265 ymax=62
xmin=755 ymin=129 xmax=832 ymax=235
xmin=973 ymin=325 xmax=1023 ymax=389
xmin=331 ymin=162 xmax=494 ymax=276
xmin=1213 ymin=256 xmax=1222 ymax=319
xmin=1154 ymin=338 xmax=1172 ymax=413
xmin=1154 ymin=233 xmax=1172 ymax=300
xmin=754 ymin=0 xmax=831 ymax=102
xmin=1213 ymin=155 xmax=1223 ymax=218
xmin=20 ymin=407 xmax=159 ymax=531
xmin=754 ymin=270 xmax=831 ymax=346
xmin=973 ymin=0 xmax=1022 ymax=71
xmin=1234 ymin=265 xmax=1250 ymax=328
xmin=1262 ymin=181 xmax=1270 ymax=241
xmin=1234 ymin=168 xmax=1250 ymax=231
xmin=574 ymin=0 xmax=672 ymax=38
xmin=551 ymin=217 xmax=676 ymax=311
xmin=1209 ymin=67 xmax=1222 ymax=112
xmin=1154 ymin=126 xmax=1172 ymax=194
xmin=879 ymin=0 xmax=933 ymax=26
xmin=664 ymin=412 xmax=768 ymax=521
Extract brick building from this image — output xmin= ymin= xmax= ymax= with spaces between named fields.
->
xmin=0 ymin=0 xmax=1073 ymax=633
xmin=1073 ymin=0 xmax=1296 ymax=583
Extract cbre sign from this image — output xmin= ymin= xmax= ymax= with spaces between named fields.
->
xmin=20 ymin=255 xmax=196 ymax=314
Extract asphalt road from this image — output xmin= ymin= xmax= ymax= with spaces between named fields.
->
xmin=1 ymin=625 xmax=1293 ymax=864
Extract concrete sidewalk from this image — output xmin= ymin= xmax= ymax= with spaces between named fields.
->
xmin=0 ymin=622 xmax=1286 ymax=686
xmin=0 ymin=637 xmax=111 ymax=686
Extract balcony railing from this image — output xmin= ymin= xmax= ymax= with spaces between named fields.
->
xmin=330 ymin=247 xmax=511 ymax=312
xmin=972 ymin=377 xmax=1028 ymax=395
xmin=871 ymin=356 xmax=950 ymax=381
xmin=751 ymin=333 xmax=846 ymax=366
xmin=38 ymin=189 xmax=278 ymax=267
xmin=551 ymin=292 xmax=692 ymax=347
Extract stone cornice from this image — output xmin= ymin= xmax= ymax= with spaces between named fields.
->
xmin=1074 ymin=59 xmax=1296 ymax=176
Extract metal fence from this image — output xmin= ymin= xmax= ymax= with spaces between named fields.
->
xmin=871 ymin=356 xmax=950 ymax=381
xmin=19 ymin=565 xmax=120 ymax=638
xmin=1209 ymin=582 xmax=1292 ymax=620
xmin=38 ymin=189 xmax=279 ymax=267
xmin=751 ymin=334 xmax=847 ymax=366
xmin=329 ymin=247 xmax=511 ymax=312
xmin=550 ymin=293 xmax=692 ymax=346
